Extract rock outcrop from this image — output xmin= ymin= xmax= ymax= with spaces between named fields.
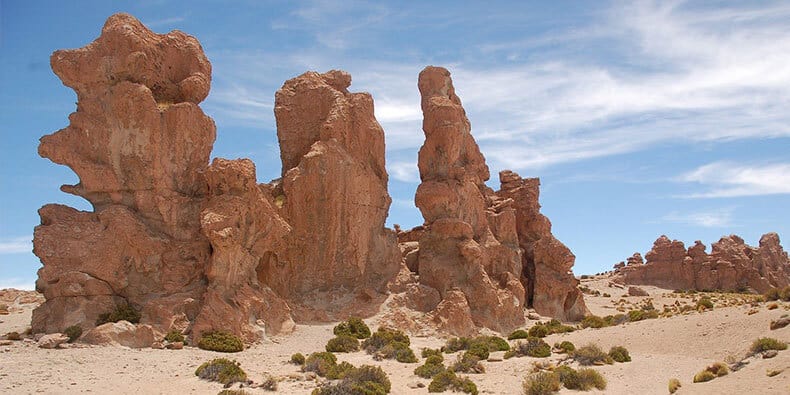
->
xmin=32 ymin=14 xmax=399 ymax=341
xmin=614 ymin=233 xmax=790 ymax=293
xmin=391 ymin=66 xmax=587 ymax=335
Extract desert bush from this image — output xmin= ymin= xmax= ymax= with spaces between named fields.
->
xmin=291 ymin=353 xmax=306 ymax=365
xmin=750 ymin=337 xmax=787 ymax=355
xmin=443 ymin=337 xmax=472 ymax=353
xmin=554 ymin=341 xmax=575 ymax=354
xmin=608 ymin=346 xmax=631 ymax=363
xmin=197 ymin=331 xmax=244 ymax=353
xmin=544 ymin=319 xmax=576 ymax=334
xmin=375 ymin=341 xmax=417 ymax=363
xmin=64 ymin=325 xmax=82 ymax=343
xmin=603 ymin=314 xmax=628 ymax=326
xmin=464 ymin=342 xmax=490 ymax=361
xmin=164 ymin=330 xmax=184 ymax=343
xmin=556 ymin=366 xmax=606 ymax=390
xmin=572 ymin=344 xmax=613 ymax=366
xmin=363 ymin=327 xmax=410 ymax=353
xmin=217 ymin=390 xmax=250 ymax=395
xmin=95 ymin=303 xmax=141 ymax=325
xmin=506 ymin=337 xmax=551 ymax=359
xmin=443 ymin=335 xmax=509 ymax=354
xmin=326 ymin=334 xmax=360 ymax=353
xmin=693 ymin=370 xmax=715 ymax=383
xmin=522 ymin=371 xmax=560 ymax=395
xmin=668 ymin=378 xmax=681 ymax=393
xmin=422 ymin=348 xmax=443 ymax=359
xmin=481 ymin=336 xmax=510 ymax=351
xmin=450 ymin=354 xmax=485 ymax=374
xmin=508 ymin=329 xmax=529 ymax=340
xmin=312 ymin=365 xmax=391 ymax=395
xmin=528 ymin=324 xmax=549 ymax=338
xmin=696 ymin=297 xmax=714 ymax=310
xmin=428 ymin=370 xmax=477 ymax=394
xmin=580 ymin=315 xmax=607 ymax=329
xmin=780 ymin=286 xmax=790 ymax=301
xmin=706 ymin=362 xmax=728 ymax=377
xmin=333 ymin=317 xmax=372 ymax=339
xmin=260 ymin=375 xmax=278 ymax=391
xmin=304 ymin=352 xmax=354 ymax=379
xmin=415 ymin=355 xmax=445 ymax=378
xmin=195 ymin=358 xmax=247 ymax=385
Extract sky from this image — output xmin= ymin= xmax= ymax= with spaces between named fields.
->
xmin=1 ymin=0 xmax=789 ymax=289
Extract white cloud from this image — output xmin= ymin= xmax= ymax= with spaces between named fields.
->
xmin=387 ymin=161 xmax=420 ymax=183
xmin=678 ymin=162 xmax=790 ymax=198
xmin=143 ymin=16 xmax=186 ymax=28
xmin=660 ymin=207 xmax=735 ymax=227
xmin=0 ymin=277 xmax=36 ymax=291
xmin=0 ymin=237 xmax=32 ymax=254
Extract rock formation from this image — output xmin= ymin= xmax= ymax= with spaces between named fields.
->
xmin=614 ymin=233 xmax=790 ymax=293
xmin=32 ymin=15 xmax=586 ymax=341
xmin=32 ymin=14 xmax=399 ymax=341
xmin=390 ymin=66 xmax=587 ymax=335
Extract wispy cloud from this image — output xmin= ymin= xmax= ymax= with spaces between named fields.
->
xmin=678 ymin=161 xmax=790 ymax=198
xmin=0 ymin=277 xmax=35 ymax=291
xmin=660 ymin=207 xmax=736 ymax=227
xmin=143 ymin=16 xmax=186 ymax=28
xmin=387 ymin=161 xmax=420 ymax=183
xmin=0 ymin=236 xmax=32 ymax=254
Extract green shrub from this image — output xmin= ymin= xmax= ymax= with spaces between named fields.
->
xmin=304 ymin=352 xmax=355 ymax=379
xmin=95 ymin=303 xmax=141 ymax=325
xmin=668 ymin=378 xmax=681 ymax=393
xmin=508 ymin=329 xmax=529 ymax=340
xmin=291 ymin=352 xmax=306 ymax=365
xmin=422 ymin=348 xmax=443 ymax=358
xmin=334 ymin=317 xmax=372 ymax=339
xmin=780 ymin=286 xmax=790 ymax=301
xmin=529 ymin=324 xmax=549 ymax=338
xmin=362 ymin=327 xmax=410 ymax=353
xmin=481 ymin=336 xmax=510 ymax=351
xmin=764 ymin=288 xmax=780 ymax=301
xmin=580 ymin=315 xmax=607 ymax=329
xmin=572 ymin=344 xmax=613 ymax=366
xmin=696 ymin=297 xmax=714 ymax=310
xmin=415 ymin=355 xmax=446 ymax=378
xmin=428 ymin=370 xmax=477 ymax=394
xmin=312 ymin=365 xmax=391 ymax=395
xmin=195 ymin=358 xmax=247 ymax=385
xmin=522 ymin=372 xmax=560 ymax=395
xmin=608 ymin=346 xmax=631 ymax=363
xmin=450 ymin=354 xmax=485 ymax=374
xmin=555 ymin=366 xmax=606 ymax=390
xmin=326 ymin=335 xmax=360 ymax=353
xmin=464 ymin=342 xmax=490 ymax=361
xmin=706 ymin=362 xmax=728 ymax=377
xmin=603 ymin=314 xmax=628 ymax=326
xmin=693 ymin=370 xmax=715 ymax=383
xmin=217 ymin=390 xmax=251 ymax=395
xmin=197 ymin=331 xmax=244 ymax=353
xmin=64 ymin=325 xmax=82 ymax=343
xmin=164 ymin=330 xmax=184 ymax=343
xmin=443 ymin=337 xmax=472 ymax=353
xmin=750 ymin=337 xmax=788 ymax=355
xmin=507 ymin=337 xmax=551 ymax=358
xmin=376 ymin=341 xmax=417 ymax=363
xmin=554 ymin=341 xmax=575 ymax=354
xmin=545 ymin=319 xmax=576 ymax=334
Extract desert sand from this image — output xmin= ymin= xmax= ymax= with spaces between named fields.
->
xmin=2 ymin=275 xmax=789 ymax=395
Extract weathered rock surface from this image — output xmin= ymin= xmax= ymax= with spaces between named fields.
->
xmin=82 ymin=321 xmax=157 ymax=348
xmin=38 ymin=333 xmax=69 ymax=349
xmin=614 ymin=233 xmax=790 ymax=293
xmin=392 ymin=66 xmax=586 ymax=334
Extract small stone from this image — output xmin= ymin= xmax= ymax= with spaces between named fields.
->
xmin=762 ymin=350 xmax=779 ymax=359
xmin=165 ymin=341 xmax=183 ymax=350
xmin=0 ymin=340 xmax=12 ymax=346
xmin=151 ymin=341 xmax=164 ymax=349
xmin=304 ymin=372 xmax=317 ymax=380
xmin=38 ymin=333 xmax=69 ymax=349
xmin=407 ymin=382 xmax=425 ymax=389
xmin=770 ymin=317 xmax=790 ymax=330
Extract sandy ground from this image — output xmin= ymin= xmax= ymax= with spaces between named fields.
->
xmin=1 ymin=276 xmax=789 ymax=395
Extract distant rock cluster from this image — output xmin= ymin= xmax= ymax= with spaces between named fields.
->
xmin=614 ymin=233 xmax=790 ymax=293
xmin=32 ymin=14 xmax=586 ymax=341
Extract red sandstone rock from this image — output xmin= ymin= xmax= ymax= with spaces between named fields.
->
xmin=82 ymin=321 xmax=157 ymax=348
xmin=615 ymin=233 xmax=790 ymax=293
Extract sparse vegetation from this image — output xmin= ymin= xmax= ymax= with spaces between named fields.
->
xmin=333 ymin=317 xmax=372 ymax=339
xmin=415 ymin=355 xmax=446 ymax=378
xmin=64 ymin=325 xmax=82 ymax=342
xmin=428 ymin=370 xmax=478 ymax=394
xmin=261 ymin=375 xmax=278 ymax=391
xmin=443 ymin=335 xmax=509 ymax=354
xmin=164 ymin=330 xmax=184 ymax=343
xmin=95 ymin=303 xmax=141 ymax=325
xmin=291 ymin=352 xmax=306 ymax=365
xmin=572 ymin=344 xmax=613 ymax=366
xmin=303 ymin=351 xmax=355 ymax=379
xmin=422 ymin=348 xmax=443 ymax=358
xmin=608 ymin=346 xmax=631 ymax=363
xmin=522 ymin=371 xmax=560 ymax=395
xmin=696 ymin=297 xmax=714 ymax=310
xmin=580 ymin=315 xmax=607 ymax=329
xmin=197 ymin=331 xmax=244 ymax=353
xmin=555 ymin=366 xmax=606 ymax=390
xmin=326 ymin=334 xmax=360 ymax=353
xmin=693 ymin=370 xmax=715 ymax=383
xmin=749 ymin=337 xmax=787 ymax=355
xmin=554 ymin=341 xmax=575 ymax=354
xmin=195 ymin=358 xmax=247 ymax=385
xmin=764 ymin=286 xmax=790 ymax=302
xmin=505 ymin=337 xmax=551 ymax=359
xmin=508 ymin=329 xmax=529 ymax=340
xmin=450 ymin=353 xmax=485 ymax=374
xmin=668 ymin=378 xmax=681 ymax=393
xmin=528 ymin=320 xmax=576 ymax=338
xmin=312 ymin=365 xmax=391 ymax=395
xmin=693 ymin=362 xmax=728 ymax=383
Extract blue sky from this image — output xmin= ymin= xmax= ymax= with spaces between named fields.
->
xmin=2 ymin=1 xmax=789 ymax=289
